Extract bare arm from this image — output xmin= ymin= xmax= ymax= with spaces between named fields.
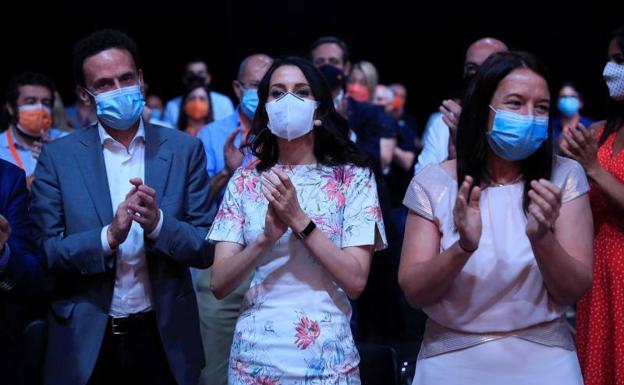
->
xmin=526 ymin=180 xmax=594 ymax=306
xmin=398 ymin=213 xmax=473 ymax=308
xmin=398 ymin=176 xmax=481 ymax=308
xmin=299 ymin=228 xmax=373 ymax=299
xmin=561 ymin=122 xmax=624 ymax=213
xmin=210 ymin=236 xmax=273 ymax=299
xmin=380 ymin=137 xmax=397 ymax=171
xmin=262 ymin=167 xmax=375 ymax=299
xmin=392 ymin=146 xmax=416 ymax=171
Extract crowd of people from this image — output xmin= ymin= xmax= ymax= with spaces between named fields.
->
xmin=1 ymin=24 xmax=624 ymax=385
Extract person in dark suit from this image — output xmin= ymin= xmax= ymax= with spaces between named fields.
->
xmin=30 ymin=29 xmax=215 ymax=385
xmin=1 ymin=159 xmax=47 ymax=385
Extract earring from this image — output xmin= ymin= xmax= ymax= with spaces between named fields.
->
xmin=314 ymin=119 xmax=322 ymax=127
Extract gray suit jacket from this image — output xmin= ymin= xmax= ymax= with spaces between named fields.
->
xmin=30 ymin=123 xmax=215 ymax=385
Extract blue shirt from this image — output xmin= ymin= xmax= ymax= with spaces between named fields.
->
xmin=553 ymin=115 xmax=594 ymax=143
xmin=197 ymin=109 xmax=252 ymax=204
xmin=163 ymin=91 xmax=235 ymax=127
xmin=0 ymin=127 xmax=69 ymax=176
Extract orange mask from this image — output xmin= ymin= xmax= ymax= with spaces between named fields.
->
xmin=17 ymin=104 xmax=52 ymax=137
xmin=185 ymin=99 xmax=209 ymax=121
xmin=392 ymin=95 xmax=406 ymax=112
xmin=346 ymin=83 xmax=370 ymax=103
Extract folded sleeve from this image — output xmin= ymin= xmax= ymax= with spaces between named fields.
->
xmin=207 ymin=168 xmax=246 ymax=245
xmin=340 ymin=166 xmax=387 ymax=251
xmin=552 ymin=157 xmax=590 ymax=203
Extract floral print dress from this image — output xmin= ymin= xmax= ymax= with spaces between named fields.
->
xmin=208 ymin=163 xmax=387 ymax=385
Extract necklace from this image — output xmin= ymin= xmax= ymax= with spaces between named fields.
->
xmin=489 ymin=173 xmax=523 ymax=187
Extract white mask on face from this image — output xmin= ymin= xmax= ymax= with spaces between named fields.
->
xmin=603 ymin=61 xmax=624 ymax=101
xmin=266 ymin=92 xmax=319 ymax=141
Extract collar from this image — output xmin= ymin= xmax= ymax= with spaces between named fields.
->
xmin=97 ymin=119 xmax=145 ymax=146
xmin=1 ymin=127 xmax=30 ymax=150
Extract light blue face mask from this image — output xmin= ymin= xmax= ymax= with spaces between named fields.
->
xmin=487 ymin=106 xmax=549 ymax=161
xmin=87 ymin=84 xmax=145 ymax=130
xmin=150 ymin=108 xmax=163 ymax=121
xmin=557 ymin=96 xmax=580 ymax=118
xmin=240 ymin=88 xmax=259 ymax=120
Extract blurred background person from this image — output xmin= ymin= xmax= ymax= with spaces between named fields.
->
xmin=163 ymin=56 xmax=234 ymax=126
xmin=347 ymin=60 xmax=397 ymax=173
xmin=553 ymin=81 xmax=593 ymax=146
xmin=374 ymin=84 xmax=417 ymax=235
xmin=52 ymin=91 xmax=71 ymax=132
xmin=389 ymin=82 xmax=422 ymax=143
xmin=416 ymin=37 xmax=508 ymax=173
xmin=64 ymin=89 xmax=97 ymax=130
xmin=176 ymin=81 xmax=214 ymax=136
xmin=0 ymin=72 xmax=68 ymax=188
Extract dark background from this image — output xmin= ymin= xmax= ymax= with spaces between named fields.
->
xmin=1 ymin=0 xmax=621 ymax=127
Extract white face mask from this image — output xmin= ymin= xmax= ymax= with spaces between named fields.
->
xmin=266 ymin=92 xmax=318 ymax=141
xmin=603 ymin=61 xmax=624 ymax=101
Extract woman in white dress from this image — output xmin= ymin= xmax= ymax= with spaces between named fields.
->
xmin=399 ymin=51 xmax=594 ymax=385
xmin=208 ymin=57 xmax=386 ymax=385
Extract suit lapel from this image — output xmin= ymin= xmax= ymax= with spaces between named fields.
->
xmin=144 ymin=124 xmax=172 ymax=205
xmin=74 ymin=126 xmax=114 ymax=226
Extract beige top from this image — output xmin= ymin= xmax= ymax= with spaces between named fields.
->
xmin=403 ymin=156 xmax=589 ymax=334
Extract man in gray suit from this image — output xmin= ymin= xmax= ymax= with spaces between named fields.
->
xmin=30 ymin=29 xmax=214 ymax=385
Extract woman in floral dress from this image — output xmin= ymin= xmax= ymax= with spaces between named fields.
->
xmin=208 ymin=57 xmax=387 ymax=385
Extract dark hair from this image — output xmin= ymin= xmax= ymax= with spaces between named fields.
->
xmin=310 ymin=36 xmax=350 ymax=64
xmin=559 ymin=81 xmax=585 ymax=101
xmin=246 ymin=56 xmax=370 ymax=172
xmin=72 ymin=29 xmax=141 ymax=87
xmin=1 ymin=71 xmax=56 ymax=131
xmin=599 ymin=25 xmax=624 ymax=146
xmin=185 ymin=55 xmax=208 ymax=70
xmin=456 ymin=51 xmax=554 ymax=213
xmin=176 ymin=81 xmax=213 ymax=130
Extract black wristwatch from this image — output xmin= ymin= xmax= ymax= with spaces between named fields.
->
xmin=294 ymin=220 xmax=316 ymax=240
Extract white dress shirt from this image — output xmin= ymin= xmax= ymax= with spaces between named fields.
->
xmin=98 ymin=120 xmax=163 ymax=317
xmin=414 ymin=112 xmax=450 ymax=174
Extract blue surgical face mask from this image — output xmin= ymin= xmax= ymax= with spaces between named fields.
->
xmin=240 ymin=88 xmax=259 ymax=119
xmin=557 ymin=96 xmax=580 ymax=118
xmin=87 ymin=84 xmax=145 ymax=130
xmin=150 ymin=108 xmax=163 ymax=121
xmin=487 ymin=106 xmax=549 ymax=161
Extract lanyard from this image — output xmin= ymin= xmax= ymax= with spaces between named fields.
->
xmin=6 ymin=128 xmax=25 ymax=170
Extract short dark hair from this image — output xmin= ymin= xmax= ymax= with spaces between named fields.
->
xmin=246 ymin=56 xmax=370 ymax=172
xmin=2 ymin=71 xmax=56 ymax=130
xmin=72 ymin=29 xmax=141 ymax=86
xmin=310 ymin=36 xmax=350 ymax=64
xmin=559 ymin=81 xmax=585 ymax=101
xmin=184 ymin=55 xmax=209 ymax=74
xmin=456 ymin=51 xmax=554 ymax=214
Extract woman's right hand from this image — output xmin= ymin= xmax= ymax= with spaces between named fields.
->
xmin=262 ymin=202 xmax=288 ymax=243
xmin=453 ymin=176 xmax=482 ymax=252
